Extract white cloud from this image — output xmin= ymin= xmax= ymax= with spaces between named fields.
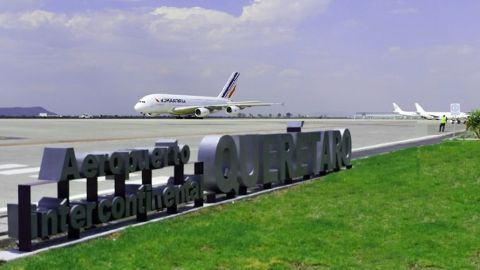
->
xmin=0 ymin=10 xmax=67 ymax=29
xmin=146 ymin=0 xmax=330 ymax=48
xmin=0 ymin=0 xmax=42 ymax=12
xmin=387 ymin=44 xmax=476 ymax=58
xmin=390 ymin=7 xmax=418 ymax=14
xmin=0 ymin=0 xmax=333 ymax=114
xmin=151 ymin=6 xmax=232 ymax=22
xmin=2 ymin=0 xmax=479 ymax=115
xmin=388 ymin=46 xmax=401 ymax=54
xmin=429 ymin=44 xmax=474 ymax=56
xmin=0 ymin=0 xmax=331 ymax=46
xmin=19 ymin=10 xmax=66 ymax=27
xmin=241 ymin=0 xmax=330 ymax=23
xmin=278 ymin=68 xmax=301 ymax=77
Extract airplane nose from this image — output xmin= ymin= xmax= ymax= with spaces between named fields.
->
xmin=134 ymin=103 xmax=141 ymax=112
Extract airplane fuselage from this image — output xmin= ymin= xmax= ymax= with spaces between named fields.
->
xmin=393 ymin=111 xmax=418 ymax=117
xmin=414 ymin=103 xmax=469 ymax=122
xmin=419 ymin=111 xmax=469 ymax=120
xmin=134 ymin=94 xmax=231 ymax=115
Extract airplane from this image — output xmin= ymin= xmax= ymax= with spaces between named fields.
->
xmin=134 ymin=72 xmax=278 ymax=118
xmin=392 ymin=103 xmax=419 ymax=117
xmin=414 ymin=103 xmax=469 ymax=123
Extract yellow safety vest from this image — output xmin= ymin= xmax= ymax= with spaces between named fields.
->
xmin=441 ymin=116 xmax=447 ymax=124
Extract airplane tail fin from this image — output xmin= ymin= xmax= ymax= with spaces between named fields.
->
xmin=414 ymin=102 xmax=426 ymax=113
xmin=218 ymin=72 xmax=240 ymax=100
xmin=393 ymin=103 xmax=402 ymax=113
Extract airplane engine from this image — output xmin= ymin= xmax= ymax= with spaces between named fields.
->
xmin=194 ymin=107 xmax=210 ymax=118
xmin=226 ymin=105 xmax=240 ymax=115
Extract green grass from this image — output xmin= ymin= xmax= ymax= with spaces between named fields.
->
xmin=3 ymin=141 xmax=480 ymax=269
xmin=457 ymin=130 xmax=480 ymax=139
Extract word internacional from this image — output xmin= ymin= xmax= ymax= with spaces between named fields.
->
xmin=8 ymin=128 xmax=352 ymax=251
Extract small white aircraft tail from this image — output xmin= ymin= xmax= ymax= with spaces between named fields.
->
xmin=392 ymin=103 xmax=402 ymax=113
xmin=414 ymin=103 xmax=426 ymax=113
xmin=415 ymin=102 xmax=435 ymax=119
xmin=218 ymin=72 xmax=240 ymax=100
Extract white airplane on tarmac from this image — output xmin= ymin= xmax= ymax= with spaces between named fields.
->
xmin=392 ymin=103 xmax=419 ymax=117
xmin=134 ymin=72 xmax=278 ymax=118
xmin=415 ymin=103 xmax=469 ymax=123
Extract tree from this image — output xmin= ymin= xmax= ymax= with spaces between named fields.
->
xmin=466 ymin=109 xmax=480 ymax=138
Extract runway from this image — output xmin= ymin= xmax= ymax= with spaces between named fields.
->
xmin=0 ymin=118 xmax=463 ymax=213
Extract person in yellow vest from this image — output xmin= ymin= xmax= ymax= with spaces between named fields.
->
xmin=439 ymin=115 xmax=447 ymax=132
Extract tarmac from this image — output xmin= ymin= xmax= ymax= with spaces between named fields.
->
xmin=0 ymin=118 xmax=465 ymax=239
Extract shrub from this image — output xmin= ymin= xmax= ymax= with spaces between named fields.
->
xmin=466 ymin=109 xmax=480 ymax=138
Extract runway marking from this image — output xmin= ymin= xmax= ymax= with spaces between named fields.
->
xmin=75 ymin=177 xmax=107 ymax=183
xmin=352 ymin=134 xmax=444 ymax=152
xmin=0 ymin=167 xmax=40 ymax=175
xmin=0 ymin=164 xmax=28 ymax=170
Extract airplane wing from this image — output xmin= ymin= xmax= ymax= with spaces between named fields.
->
xmin=220 ymin=101 xmax=282 ymax=109
xmin=171 ymin=101 xmax=281 ymax=114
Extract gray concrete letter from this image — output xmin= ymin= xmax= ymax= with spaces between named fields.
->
xmin=198 ymin=135 xmax=240 ymax=194
xmin=232 ymin=135 xmax=259 ymax=188
xmin=39 ymin=148 xmax=80 ymax=181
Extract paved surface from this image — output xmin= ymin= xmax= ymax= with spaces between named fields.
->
xmin=0 ymin=118 xmax=464 ymax=234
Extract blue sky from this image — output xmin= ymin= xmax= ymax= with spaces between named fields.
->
xmin=0 ymin=0 xmax=479 ymax=115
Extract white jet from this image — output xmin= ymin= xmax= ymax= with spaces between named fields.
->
xmin=414 ymin=103 xmax=469 ymax=123
xmin=392 ymin=103 xmax=418 ymax=117
xmin=134 ymin=72 xmax=278 ymax=118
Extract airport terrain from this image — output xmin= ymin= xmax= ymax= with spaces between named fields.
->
xmin=1 ymin=141 xmax=479 ymax=269
xmin=0 ymin=118 xmax=465 ymax=237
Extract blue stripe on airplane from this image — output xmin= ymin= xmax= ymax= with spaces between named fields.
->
xmin=222 ymin=73 xmax=239 ymax=98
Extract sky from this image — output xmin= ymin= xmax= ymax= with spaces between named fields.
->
xmin=0 ymin=0 xmax=479 ymax=116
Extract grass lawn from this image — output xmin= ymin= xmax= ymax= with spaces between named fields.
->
xmin=2 ymin=141 xmax=480 ymax=269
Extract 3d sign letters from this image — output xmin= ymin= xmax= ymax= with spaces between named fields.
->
xmin=8 ymin=126 xmax=352 ymax=251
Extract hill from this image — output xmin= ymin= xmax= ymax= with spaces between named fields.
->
xmin=0 ymin=107 xmax=57 ymax=117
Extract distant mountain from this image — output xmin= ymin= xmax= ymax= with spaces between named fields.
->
xmin=0 ymin=106 xmax=57 ymax=116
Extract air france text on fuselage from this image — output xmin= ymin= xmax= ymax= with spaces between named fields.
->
xmin=161 ymin=98 xmax=186 ymax=103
